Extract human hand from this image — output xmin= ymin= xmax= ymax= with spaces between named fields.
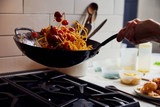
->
xmin=117 ymin=19 xmax=160 ymax=44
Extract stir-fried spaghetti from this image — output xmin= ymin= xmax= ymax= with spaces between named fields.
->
xmin=34 ymin=11 xmax=92 ymax=51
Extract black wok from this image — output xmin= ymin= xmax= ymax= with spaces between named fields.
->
xmin=14 ymin=28 xmax=117 ymax=68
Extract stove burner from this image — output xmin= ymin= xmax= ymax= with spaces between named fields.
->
xmin=0 ymin=92 xmax=18 ymax=107
xmin=41 ymin=82 xmax=61 ymax=92
xmin=41 ymin=82 xmax=74 ymax=96
xmin=63 ymin=78 xmax=88 ymax=94
xmin=0 ymin=69 xmax=140 ymax=107
xmin=72 ymin=99 xmax=94 ymax=107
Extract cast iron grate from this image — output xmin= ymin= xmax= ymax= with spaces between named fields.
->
xmin=0 ymin=69 xmax=140 ymax=107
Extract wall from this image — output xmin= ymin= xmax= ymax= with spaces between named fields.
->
xmin=0 ymin=0 xmax=124 ymax=73
xmin=138 ymin=0 xmax=160 ymax=53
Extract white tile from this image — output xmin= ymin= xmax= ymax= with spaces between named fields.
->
xmin=0 ymin=56 xmax=46 ymax=73
xmin=0 ymin=36 xmax=22 ymax=57
xmin=75 ymin=0 xmax=97 ymax=14
xmin=0 ymin=14 xmax=49 ymax=35
xmin=0 ymin=0 xmax=23 ymax=13
xmin=75 ymin=0 xmax=114 ymax=14
xmin=90 ymin=32 xmax=112 ymax=49
xmin=24 ymin=0 xmax=74 ymax=14
xmin=138 ymin=0 xmax=160 ymax=22
xmin=94 ymin=15 xmax=123 ymax=32
xmin=114 ymin=0 xmax=125 ymax=15
xmin=111 ymin=38 xmax=122 ymax=48
xmin=91 ymin=48 xmax=121 ymax=61
xmin=108 ymin=31 xmax=122 ymax=48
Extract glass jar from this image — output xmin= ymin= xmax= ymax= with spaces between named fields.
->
xmin=137 ymin=42 xmax=152 ymax=73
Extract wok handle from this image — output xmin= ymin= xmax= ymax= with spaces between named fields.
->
xmin=97 ymin=34 xmax=117 ymax=50
xmin=15 ymin=28 xmax=34 ymax=36
xmin=91 ymin=34 xmax=117 ymax=55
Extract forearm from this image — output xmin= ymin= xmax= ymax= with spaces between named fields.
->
xmin=152 ymin=20 xmax=160 ymax=42
xmin=117 ymin=19 xmax=160 ymax=44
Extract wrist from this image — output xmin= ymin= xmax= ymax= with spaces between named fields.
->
xmin=154 ymin=23 xmax=160 ymax=42
xmin=149 ymin=20 xmax=160 ymax=40
xmin=157 ymin=23 xmax=160 ymax=35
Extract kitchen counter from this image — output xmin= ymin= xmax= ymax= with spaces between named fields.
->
xmin=79 ymin=53 xmax=160 ymax=107
xmin=0 ymin=51 xmax=159 ymax=106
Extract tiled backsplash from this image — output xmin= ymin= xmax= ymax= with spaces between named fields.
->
xmin=0 ymin=0 xmax=124 ymax=72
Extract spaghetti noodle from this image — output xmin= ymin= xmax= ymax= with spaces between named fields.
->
xmin=35 ymin=11 xmax=92 ymax=51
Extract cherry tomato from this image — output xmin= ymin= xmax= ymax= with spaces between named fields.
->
xmin=62 ymin=20 xmax=69 ymax=25
xmin=46 ymin=34 xmax=52 ymax=45
xmin=52 ymin=35 xmax=59 ymax=42
xmin=54 ymin=11 xmax=62 ymax=18
xmin=59 ymin=34 xmax=64 ymax=41
xmin=58 ymin=30 xmax=64 ymax=35
xmin=50 ymin=26 xmax=58 ymax=35
xmin=64 ymin=42 xmax=72 ymax=50
xmin=66 ymin=33 xmax=71 ymax=40
xmin=69 ymin=27 xmax=75 ymax=32
xmin=32 ymin=32 xmax=38 ymax=38
xmin=64 ymin=42 xmax=69 ymax=48
xmin=40 ymin=28 xmax=47 ymax=35
xmin=70 ymin=36 xmax=75 ymax=42
xmin=61 ymin=26 xmax=68 ymax=32
xmin=56 ymin=17 xmax=62 ymax=22
xmin=47 ymin=45 xmax=54 ymax=49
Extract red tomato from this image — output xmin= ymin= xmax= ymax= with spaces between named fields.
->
xmin=64 ymin=42 xmax=72 ymax=50
xmin=50 ymin=26 xmax=58 ymax=35
xmin=56 ymin=17 xmax=62 ymax=22
xmin=47 ymin=45 xmax=54 ymax=49
xmin=40 ymin=28 xmax=47 ymax=35
xmin=52 ymin=35 xmax=59 ymax=42
xmin=59 ymin=34 xmax=64 ymax=41
xmin=54 ymin=11 xmax=62 ymax=18
xmin=32 ymin=32 xmax=38 ymax=38
xmin=69 ymin=27 xmax=75 ymax=32
xmin=66 ymin=33 xmax=71 ymax=40
xmin=70 ymin=36 xmax=75 ymax=42
xmin=61 ymin=26 xmax=68 ymax=32
xmin=46 ymin=34 xmax=52 ymax=45
xmin=62 ymin=20 xmax=69 ymax=25
xmin=58 ymin=30 xmax=64 ymax=35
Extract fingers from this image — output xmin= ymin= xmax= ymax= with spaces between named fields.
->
xmin=127 ymin=27 xmax=137 ymax=44
xmin=117 ymin=28 xmax=125 ymax=42
xmin=117 ymin=19 xmax=138 ymax=43
xmin=125 ymin=21 xmax=136 ymax=39
xmin=126 ymin=21 xmax=132 ymax=28
xmin=134 ymin=18 xmax=141 ymax=23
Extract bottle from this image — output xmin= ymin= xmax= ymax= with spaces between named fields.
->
xmin=137 ymin=42 xmax=152 ymax=73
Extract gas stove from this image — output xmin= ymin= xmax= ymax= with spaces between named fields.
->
xmin=0 ymin=68 xmax=140 ymax=107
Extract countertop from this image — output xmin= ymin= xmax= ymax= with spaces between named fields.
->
xmin=79 ymin=53 xmax=160 ymax=107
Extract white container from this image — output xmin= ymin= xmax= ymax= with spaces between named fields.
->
xmin=138 ymin=42 xmax=152 ymax=73
xmin=102 ymin=58 xmax=122 ymax=79
xmin=120 ymin=48 xmax=138 ymax=70
xmin=102 ymin=65 xmax=122 ymax=79
xmin=119 ymin=70 xmax=143 ymax=85
xmin=51 ymin=61 xmax=88 ymax=77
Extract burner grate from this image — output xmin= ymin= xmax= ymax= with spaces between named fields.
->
xmin=0 ymin=69 xmax=140 ymax=107
xmin=0 ymin=79 xmax=52 ymax=107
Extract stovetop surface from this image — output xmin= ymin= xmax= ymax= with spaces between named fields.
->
xmin=0 ymin=69 xmax=140 ymax=107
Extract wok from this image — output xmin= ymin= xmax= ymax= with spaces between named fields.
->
xmin=14 ymin=28 xmax=117 ymax=68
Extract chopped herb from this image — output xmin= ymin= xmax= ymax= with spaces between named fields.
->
xmin=154 ymin=62 xmax=160 ymax=66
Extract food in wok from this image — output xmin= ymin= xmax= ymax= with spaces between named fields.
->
xmin=34 ymin=11 xmax=92 ymax=51
xmin=14 ymin=11 xmax=117 ymax=68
